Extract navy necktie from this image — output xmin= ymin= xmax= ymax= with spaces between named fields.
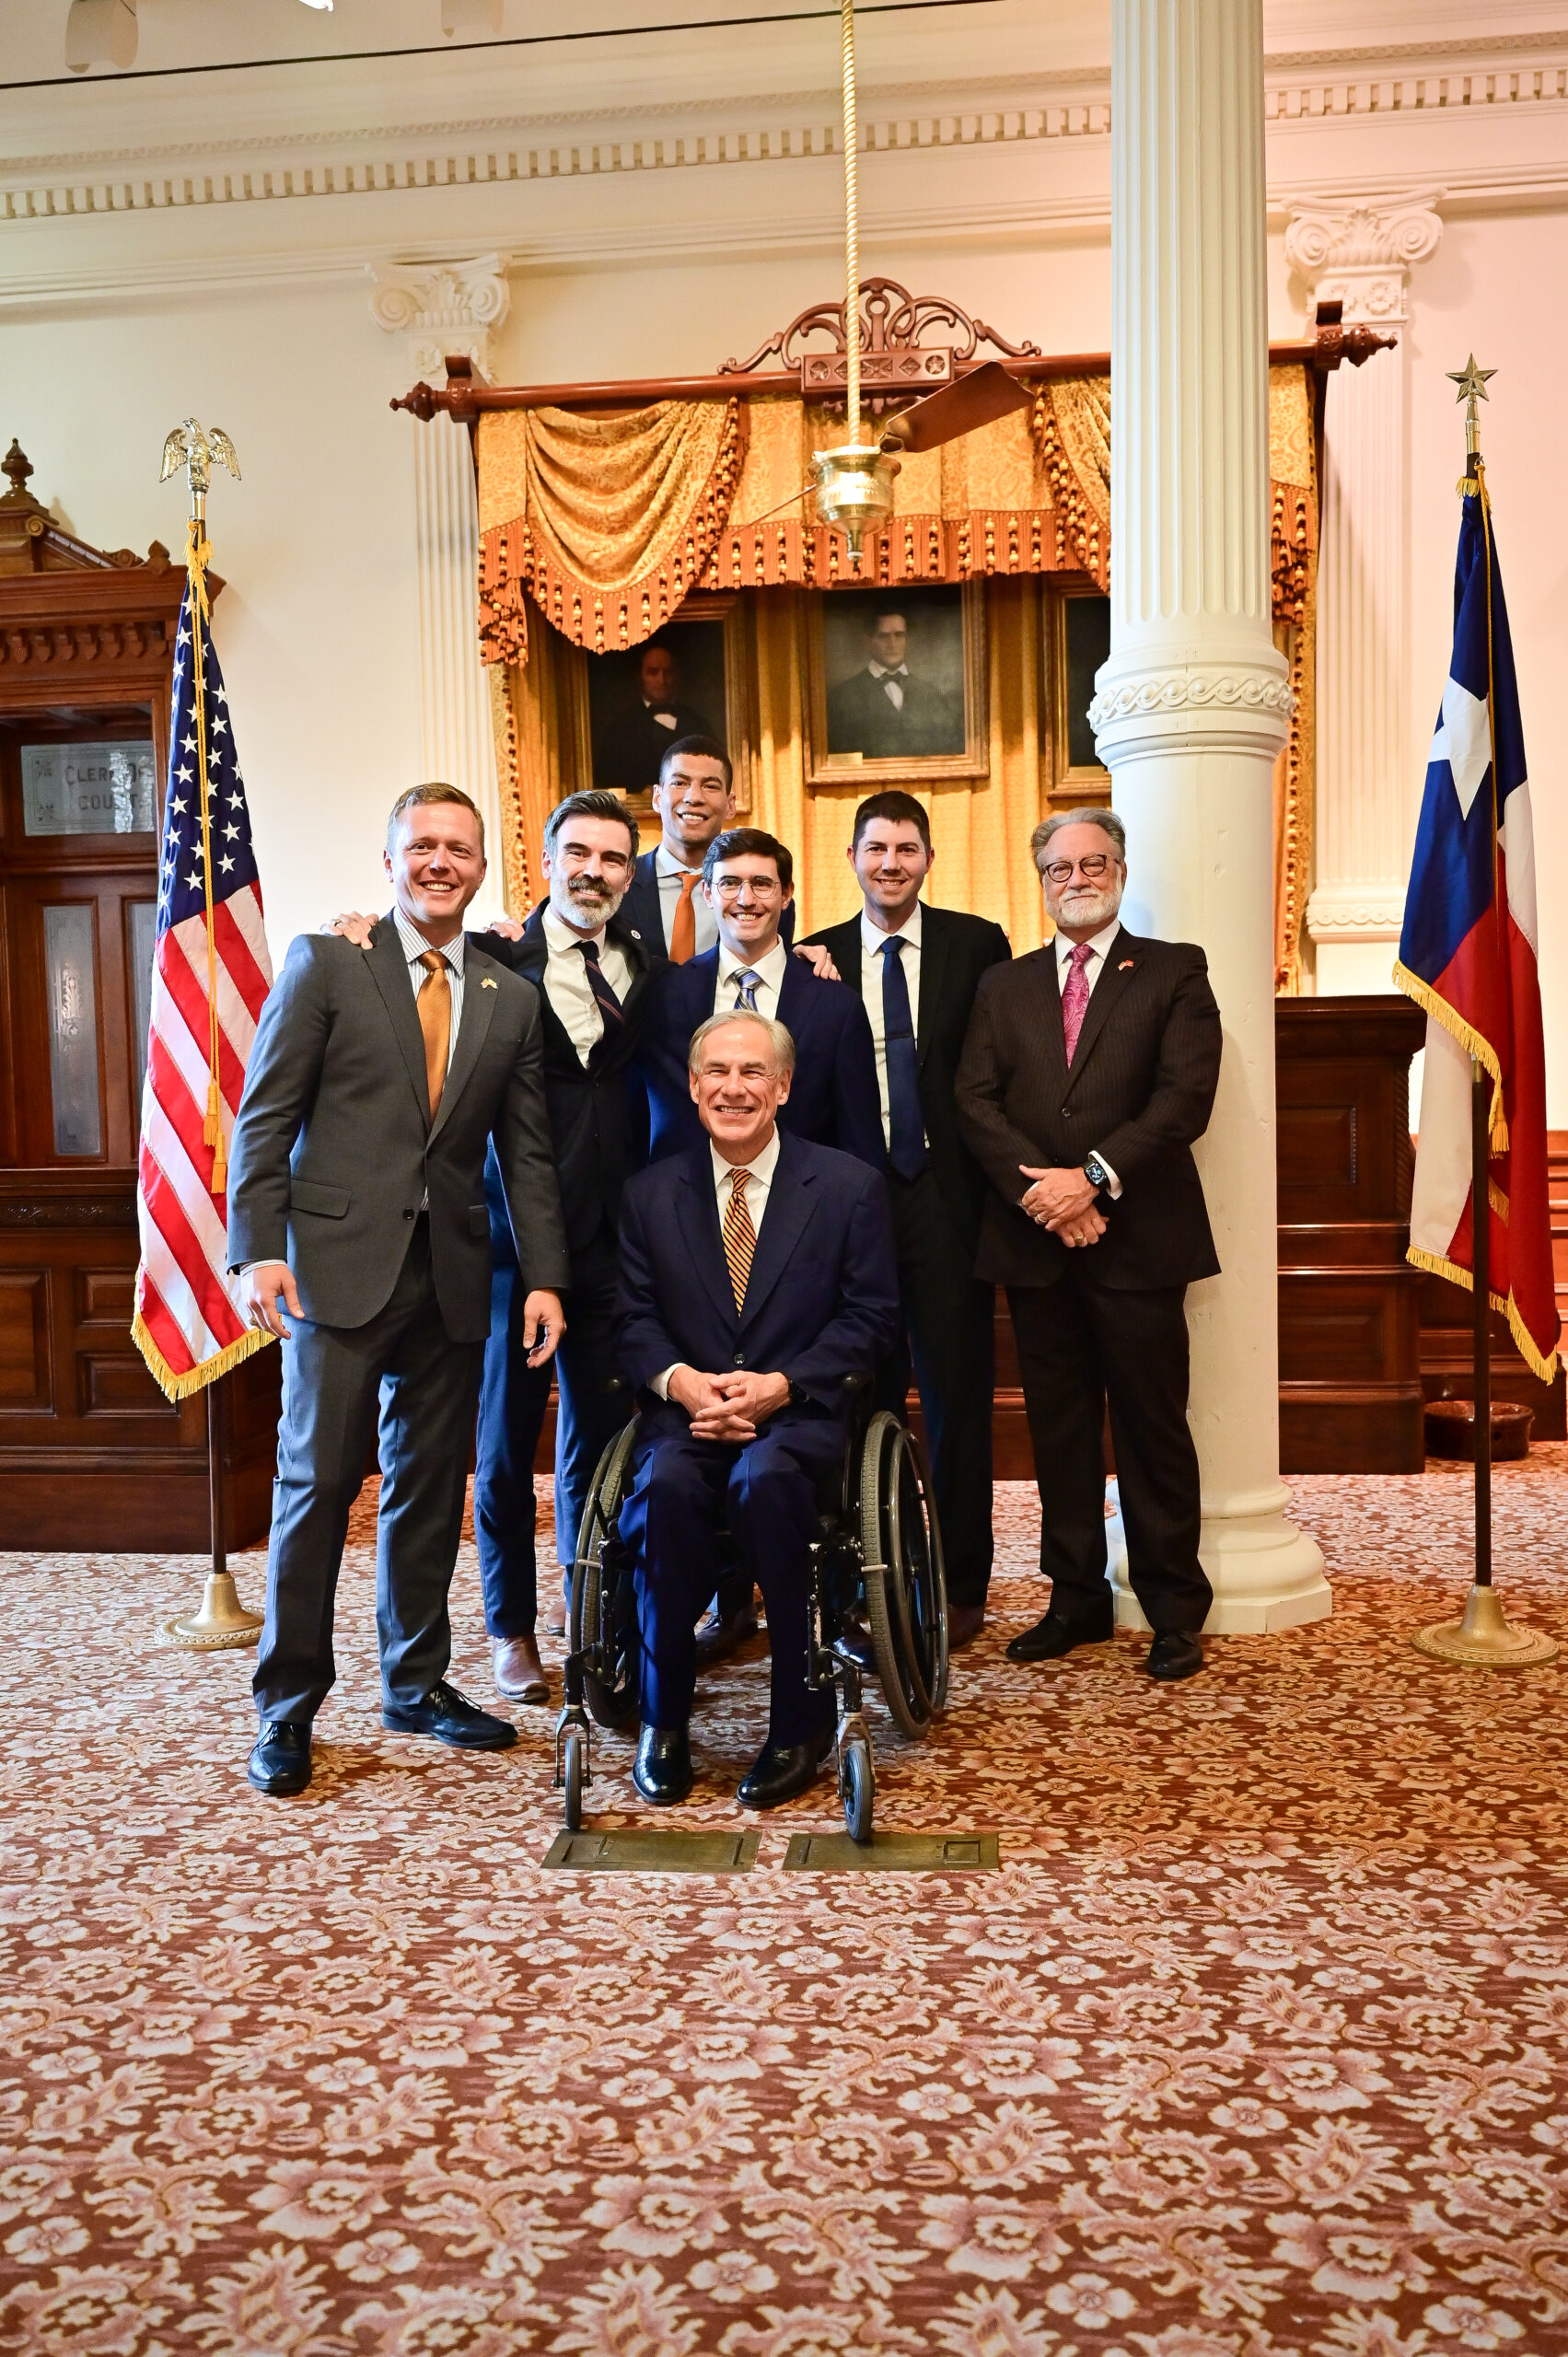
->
xmin=578 ymin=939 xmax=624 ymax=1062
xmin=879 ymin=936 xmax=927 ymax=1180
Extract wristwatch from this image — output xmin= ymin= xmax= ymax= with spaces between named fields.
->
xmin=1083 ymin=1152 xmax=1112 ymax=1194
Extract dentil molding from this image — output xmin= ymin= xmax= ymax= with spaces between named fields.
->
xmin=369 ymin=252 xmax=510 ymax=378
xmin=1283 ymin=190 xmax=1444 ymax=322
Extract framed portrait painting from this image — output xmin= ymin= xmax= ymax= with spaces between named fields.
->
xmin=1047 ymin=585 xmax=1112 ymax=801
xmin=570 ymin=593 xmax=751 ymax=820
xmin=805 ymin=581 xmax=988 ymax=786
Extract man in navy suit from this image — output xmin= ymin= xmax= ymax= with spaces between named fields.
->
xmin=620 ymin=736 xmax=796 ymax=962
xmin=615 ymin=1010 xmax=900 ymax=1808
xmin=638 ymin=828 xmax=883 ymax=1170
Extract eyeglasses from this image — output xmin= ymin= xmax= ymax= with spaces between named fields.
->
xmin=1041 ymin=853 xmax=1117 ymax=885
xmin=711 ymin=876 xmax=782 ymax=900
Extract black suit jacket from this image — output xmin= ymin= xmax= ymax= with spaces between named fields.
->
xmin=826 ymin=668 xmax=963 ymax=760
xmin=620 ymin=847 xmax=794 ymax=962
xmin=804 ymin=902 xmax=1011 ymax=1248
xmin=954 ymin=924 xmax=1222 ymax=1292
xmin=616 ymin=1132 xmax=900 ymax=1423
xmin=594 ymin=699 xmax=714 ymax=795
xmin=639 ymin=946 xmax=884 ymax=1170
xmin=472 ymin=907 xmax=654 ymax=1256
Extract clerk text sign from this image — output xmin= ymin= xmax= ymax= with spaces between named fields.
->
xmin=21 ymin=741 xmax=156 ymax=837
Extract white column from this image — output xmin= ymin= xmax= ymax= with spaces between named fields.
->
xmin=1283 ymin=193 xmax=1443 ymax=993
xmin=1089 ymin=0 xmax=1329 ymax=1633
xmin=369 ymin=253 xmax=512 ymax=917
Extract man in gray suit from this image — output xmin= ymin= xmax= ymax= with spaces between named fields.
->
xmin=228 ymin=784 xmax=569 ymax=1796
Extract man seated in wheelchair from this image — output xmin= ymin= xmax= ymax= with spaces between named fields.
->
xmin=614 ymin=1009 xmax=900 ymax=1809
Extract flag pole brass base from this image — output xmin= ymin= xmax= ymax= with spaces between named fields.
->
xmin=1412 ymin=1582 xmax=1560 ymax=1668
xmin=155 ymin=1573 xmax=263 ymax=1652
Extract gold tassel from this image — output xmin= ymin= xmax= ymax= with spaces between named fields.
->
xmin=203 ymin=1075 xmax=222 ymax=1148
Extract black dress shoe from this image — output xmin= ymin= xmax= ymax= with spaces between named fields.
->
xmin=947 ymin=1603 xmax=986 ymax=1652
xmin=693 ymin=1603 xmax=762 ymax=1668
xmin=382 ymin=1680 xmax=517 ymax=1749
xmin=737 ymin=1730 xmax=834 ymax=1810
xmin=1006 ymin=1608 xmax=1114 ymax=1663
xmin=248 ymin=1720 xmax=312 ymax=1795
xmin=1146 ymin=1631 xmax=1204 ymax=1681
xmin=633 ymin=1724 xmax=694 ymax=1805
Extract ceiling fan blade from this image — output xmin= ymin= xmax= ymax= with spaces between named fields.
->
xmin=878 ymin=360 xmax=1034 ymax=455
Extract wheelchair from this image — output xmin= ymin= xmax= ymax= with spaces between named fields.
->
xmin=552 ymin=1376 xmax=948 ymax=1842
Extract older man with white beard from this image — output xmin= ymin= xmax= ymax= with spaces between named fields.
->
xmin=955 ymin=809 xmax=1224 ymax=1682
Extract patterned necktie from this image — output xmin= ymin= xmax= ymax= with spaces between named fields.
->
xmin=1061 ymin=940 xmax=1094 ymax=1064
xmin=416 ymin=949 xmax=451 ymax=1120
xmin=722 ymin=1167 xmax=756 ymax=1315
xmin=669 ymin=871 xmax=701 ymax=964
xmin=879 ymin=936 xmax=927 ymax=1180
xmin=731 ymin=968 xmax=761 ymax=1013
xmin=577 ymin=938 xmax=624 ymax=1062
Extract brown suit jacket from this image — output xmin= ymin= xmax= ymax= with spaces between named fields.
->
xmin=953 ymin=924 xmax=1222 ymax=1292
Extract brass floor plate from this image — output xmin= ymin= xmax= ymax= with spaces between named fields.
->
xmin=782 ymin=1831 xmax=1000 ymax=1872
xmin=542 ymin=1829 xmax=761 ymax=1873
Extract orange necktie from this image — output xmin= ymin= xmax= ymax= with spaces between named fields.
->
xmin=670 ymin=870 xmax=701 ymax=964
xmin=722 ymin=1168 xmax=756 ymax=1315
xmin=416 ymin=949 xmax=451 ymax=1120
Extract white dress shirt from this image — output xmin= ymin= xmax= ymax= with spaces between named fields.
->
xmin=651 ymin=1127 xmax=782 ymax=1400
xmin=540 ymin=904 xmax=633 ymax=1068
xmin=868 ymin=658 xmax=909 ymax=712
xmin=860 ymin=903 xmax=924 ymax=1151
xmin=714 ymin=935 xmax=789 ymax=1022
xmin=655 ymin=843 xmax=719 ymax=956
xmin=393 ymin=906 xmax=465 ymax=1071
xmin=1053 ymin=917 xmax=1123 ymax=1198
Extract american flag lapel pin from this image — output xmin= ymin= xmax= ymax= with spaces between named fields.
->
xmin=482 ymin=976 xmax=498 ymax=989
xmin=1119 ymin=958 xmax=1134 ymax=970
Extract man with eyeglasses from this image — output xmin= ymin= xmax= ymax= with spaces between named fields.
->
xmin=955 ymin=809 xmax=1223 ymax=1682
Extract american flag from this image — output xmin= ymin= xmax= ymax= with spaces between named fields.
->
xmin=132 ymin=577 xmax=274 ymax=1399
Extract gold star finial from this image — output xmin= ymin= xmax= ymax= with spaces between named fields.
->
xmin=1447 ymin=354 xmax=1496 ymax=407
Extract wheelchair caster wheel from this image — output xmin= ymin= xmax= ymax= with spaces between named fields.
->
xmin=562 ymin=1728 xmax=586 ymax=1831
xmin=840 ymin=1735 xmax=874 ymax=1844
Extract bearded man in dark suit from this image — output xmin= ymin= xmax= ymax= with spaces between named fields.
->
xmin=955 ymin=808 xmax=1222 ymax=1682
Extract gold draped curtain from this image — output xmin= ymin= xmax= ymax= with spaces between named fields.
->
xmin=481 ymin=367 xmax=1318 ymax=971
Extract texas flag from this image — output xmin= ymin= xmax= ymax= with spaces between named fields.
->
xmin=1396 ymin=476 xmax=1559 ymax=1383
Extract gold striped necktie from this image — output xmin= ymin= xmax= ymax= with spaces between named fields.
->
xmin=722 ymin=1167 xmax=756 ymax=1315
xmin=416 ymin=948 xmax=451 ymax=1120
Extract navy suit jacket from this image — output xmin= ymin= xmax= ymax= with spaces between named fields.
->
xmin=638 ymin=946 xmax=885 ymax=1170
xmin=616 ymin=1132 xmax=900 ymax=1429
xmin=620 ymin=848 xmax=794 ymax=962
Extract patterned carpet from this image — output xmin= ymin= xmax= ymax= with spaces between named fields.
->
xmin=4 ymin=1454 xmax=1568 ymax=2357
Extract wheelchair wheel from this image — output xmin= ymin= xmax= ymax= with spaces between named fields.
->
xmin=859 ymin=1413 xmax=931 ymax=1739
xmin=562 ymin=1727 xmax=585 ymax=1831
xmin=889 ymin=1424 xmax=949 ymax=1717
xmin=570 ymin=1420 xmax=641 ymax=1730
xmin=840 ymin=1734 xmax=874 ymax=1844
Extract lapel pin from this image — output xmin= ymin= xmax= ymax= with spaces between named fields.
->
xmin=1119 ymin=959 xmax=1134 ymax=971
xmin=482 ymin=976 xmax=498 ymax=990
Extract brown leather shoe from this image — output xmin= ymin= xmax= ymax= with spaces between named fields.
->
xmin=492 ymin=1634 xmax=548 ymax=1704
xmin=543 ymin=1591 xmax=567 ymax=1639
xmin=947 ymin=1603 xmax=986 ymax=1651
xmin=694 ymin=1601 xmax=762 ymax=1668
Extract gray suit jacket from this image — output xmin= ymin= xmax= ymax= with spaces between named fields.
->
xmin=226 ymin=918 xmax=570 ymax=1341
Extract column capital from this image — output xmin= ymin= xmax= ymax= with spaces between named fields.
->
xmin=368 ymin=251 xmax=512 ymax=379
xmin=1090 ymin=653 xmax=1292 ymax=768
xmin=1283 ymin=191 xmax=1443 ymax=326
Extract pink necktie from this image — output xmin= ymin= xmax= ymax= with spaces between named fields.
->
xmin=1061 ymin=942 xmax=1094 ymax=1063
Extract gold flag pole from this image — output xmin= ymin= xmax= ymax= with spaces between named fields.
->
xmin=1412 ymin=360 xmax=1557 ymax=1671
xmin=154 ymin=417 xmax=263 ymax=1655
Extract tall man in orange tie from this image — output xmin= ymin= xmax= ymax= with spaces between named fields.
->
xmin=619 ymin=737 xmax=796 ymax=962
xmin=227 ymin=784 xmax=569 ymax=1795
